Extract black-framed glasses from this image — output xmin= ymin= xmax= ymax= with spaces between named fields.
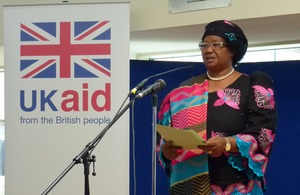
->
xmin=198 ymin=42 xmax=226 ymax=50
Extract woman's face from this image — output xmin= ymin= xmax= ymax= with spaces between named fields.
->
xmin=201 ymin=35 xmax=234 ymax=72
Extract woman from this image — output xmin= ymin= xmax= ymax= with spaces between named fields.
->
xmin=157 ymin=20 xmax=277 ymax=195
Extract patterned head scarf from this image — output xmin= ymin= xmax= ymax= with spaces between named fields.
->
xmin=201 ymin=20 xmax=248 ymax=65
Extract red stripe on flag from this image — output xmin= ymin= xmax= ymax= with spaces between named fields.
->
xmin=82 ymin=59 xmax=111 ymax=77
xmin=21 ymin=24 xmax=49 ymax=41
xmin=75 ymin=21 xmax=109 ymax=41
xmin=22 ymin=59 xmax=56 ymax=78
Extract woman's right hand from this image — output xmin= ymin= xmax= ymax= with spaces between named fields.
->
xmin=162 ymin=141 xmax=182 ymax=160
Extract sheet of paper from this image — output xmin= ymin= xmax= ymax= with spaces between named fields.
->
xmin=156 ymin=125 xmax=206 ymax=149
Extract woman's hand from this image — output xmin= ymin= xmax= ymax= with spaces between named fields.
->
xmin=198 ymin=136 xmax=227 ymax=157
xmin=162 ymin=141 xmax=182 ymax=160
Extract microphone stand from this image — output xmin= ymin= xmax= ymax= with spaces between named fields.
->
xmin=41 ymin=96 xmax=138 ymax=195
xmin=151 ymin=94 xmax=158 ymax=195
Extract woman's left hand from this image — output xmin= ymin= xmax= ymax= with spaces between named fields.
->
xmin=198 ymin=136 xmax=227 ymax=157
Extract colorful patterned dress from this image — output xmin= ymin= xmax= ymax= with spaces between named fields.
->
xmin=157 ymin=72 xmax=277 ymax=195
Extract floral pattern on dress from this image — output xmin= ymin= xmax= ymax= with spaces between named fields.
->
xmin=252 ymin=85 xmax=275 ymax=109
xmin=211 ymin=131 xmax=225 ymax=137
xmin=258 ymin=128 xmax=275 ymax=155
xmin=211 ymin=180 xmax=264 ymax=195
xmin=213 ymin=88 xmax=240 ymax=109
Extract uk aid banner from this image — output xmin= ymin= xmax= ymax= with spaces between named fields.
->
xmin=4 ymin=2 xmax=129 ymax=195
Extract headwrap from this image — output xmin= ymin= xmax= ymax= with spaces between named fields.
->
xmin=201 ymin=20 xmax=248 ymax=65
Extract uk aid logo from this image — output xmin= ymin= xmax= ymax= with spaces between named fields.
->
xmin=19 ymin=21 xmax=112 ymax=114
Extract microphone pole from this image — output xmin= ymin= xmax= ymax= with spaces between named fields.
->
xmin=41 ymin=96 xmax=139 ymax=195
xmin=127 ymin=65 xmax=192 ymax=194
xmin=151 ymin=94 xmax=158 ymax=195
xmin=135 ymin=79 xmax=166 ymax=195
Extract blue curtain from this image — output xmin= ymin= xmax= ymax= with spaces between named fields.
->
xmin=130 ymin=60 xmax=300 ymax=195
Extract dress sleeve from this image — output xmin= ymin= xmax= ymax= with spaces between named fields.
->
xmin=228 ymin=71 xmax=277 ymax=181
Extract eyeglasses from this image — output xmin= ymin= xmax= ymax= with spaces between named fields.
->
xmin=198 ymin=42 xmax=226 ymax=50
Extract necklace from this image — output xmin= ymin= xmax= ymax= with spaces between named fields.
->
xmin=207 ymin=68 xmax=235 ymax=81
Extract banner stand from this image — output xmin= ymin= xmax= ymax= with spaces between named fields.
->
xmin=4 ymin=2 xmax=129 ymax=195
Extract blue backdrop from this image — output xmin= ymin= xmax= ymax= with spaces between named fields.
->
xmin=130 ymin=60 xmax=300 ymax=195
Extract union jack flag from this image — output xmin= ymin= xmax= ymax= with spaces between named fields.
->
xmin=20 ymin=21 xmax=111 ymax=78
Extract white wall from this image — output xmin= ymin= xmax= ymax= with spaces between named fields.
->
xmin=130 ymin=0 xmax=300 ymax=31
xmin=0 ymin=47 xmax=3 ymax=69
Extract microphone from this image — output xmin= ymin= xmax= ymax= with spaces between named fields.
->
xmin=130 ymin=64 xmax=193 ymax=95
xmin=130 ymin=78 xmax=147 ymax=95
xmin=136 ymin=79 xmax=166 ymax=98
